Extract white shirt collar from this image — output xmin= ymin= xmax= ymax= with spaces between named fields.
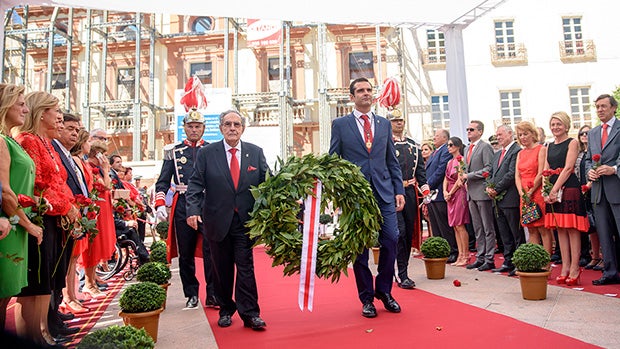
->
xmin=224 ymin=141 xmax=241 ymax=153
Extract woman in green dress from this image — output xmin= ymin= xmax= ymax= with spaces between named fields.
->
xmin=0 ymin=84 xmax=43 ymax=332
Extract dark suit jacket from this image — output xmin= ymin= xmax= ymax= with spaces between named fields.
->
xmin=52 ymin=140 xmax=88 ymax=196
xmin=186 ymin=140 xmax=269 ymax=242
xmin=490 ymin=142 xmax=521 ymax=209
xmin=585 ymin=118 xmax=620 ymax=204
xmin=110 ymin=169 xmax=125 ymax=189
xmin=424 ymin=144 xmax=451 ymax=202
xmin=328 ymin=112 xmax=404 ymax=204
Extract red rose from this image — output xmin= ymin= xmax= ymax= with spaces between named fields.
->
xmin=542 ymin=169 xmax=551 ymax=177
xmin=91 ymin=167 xmax=101 ymax=175
xmin=75 ymin=194 xmax=92 ymax=206
xmin=86 ymin=211 xmax=98 ymax=220
xmin=482 ymin=171 xmax=490 ymax=178
xmin=18 ymin=194 xmax=37 ymax=208
xmin=581 ymin=185 xmax=590 ymax=193
xmin=453 ymin=279 xmax=461 ymax=287
xmin=93 ymin=182 xmax=107 ymax=193
xmin=456 ymin=155 xmax=463 ymax=162
xmin=115 ymin=205 xmax=125 ymax=213
xmin=526 ymin=181 xmax=534 ymax=189
xmin=592 ymin=154 xmax=601 ymax=162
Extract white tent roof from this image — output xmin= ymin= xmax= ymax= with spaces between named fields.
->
xmin=4 ymin=0 xmax=503 ymax=27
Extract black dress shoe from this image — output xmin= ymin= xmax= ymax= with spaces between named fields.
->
xmin=186 ymin=296 xmax=199 ymax=309
xmin=466 ymin=260 xmax=483 ymax=270
xmin=55 ymin=325 xmax=79 ymax=336
xmin=398 ymin=278 xmax=416 ymax=289
xmin=508 ymin=269 xmax=517 ymax=277
xmin=477 ymin=263 xmax=495 ymax=271
xmin=492 ymin=265 xmax=515 ymax=273
xmin=57 ymin=311 xmax=74 ymax=321
xmin=592 ymin=276 xmax=620 ymax=286
xmin=205 ymin=295 xmax=220 ymax=308
xmin=446 ymin=255 xmax=458 ymax=264
xmin=374 ymin=292 xmax=401 ymax=313
xmin=243 ymin=316 xmax=266 ymax=331
xmin=361 ymin=302 xmax=377 ymax=318
xmin=218 ymin=315 xmax=232 ymax=327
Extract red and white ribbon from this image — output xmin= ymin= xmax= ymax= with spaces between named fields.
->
xmin=298 ymin=179 xmax=322 ymax=311
xmin=377 ymin=77 xmax=401 ymax=109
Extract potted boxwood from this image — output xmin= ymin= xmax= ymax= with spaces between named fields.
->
xmin=154 ymin=221 xmax=169 ymax=240
xmin=119 ymin=282 xmax=167 ymax=342
xmin=420 ymin=236 xmax=450 ymax=279
xmin=319 ymin=214 xmax=332 ymax=240
xmin=78 ymin=325 xmax=154 ymax=349
xmin=513 ymin=243 xmax=551 ymax=300
xmin=136 ymin=262 xmax=172 ymax=309
xmin=149 ymin=241 xmax=168 ymax=264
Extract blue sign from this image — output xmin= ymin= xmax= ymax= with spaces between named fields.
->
xmin=175 ymin=114 xmax=223 ymax=143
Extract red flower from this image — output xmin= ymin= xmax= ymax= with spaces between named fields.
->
xmin=456 ymin=155 xmax=463 ymax=162
xmin=93 ymin=182 xmax=107 ymax=193
xmin=482 ymin=171 xmax=490 ymax=178
xmin=18 ymin=194 xmax=37 ymax=208
xmin=453 ymin=279 xmax=462 ymax=287
xmin=91 ymin=167 xmax=101 ymax=175
xmin=581 ymin=185 xmax=590 ymax=193
xmin=247 ymin=165 xmax=257 ymax=172
xmin=526 ymin=181 xmax=534 ymax=189
xmin=75 ymin=194 xmax=92 ymax=206
xmin=112 ymin=179 xmax=118 ymax=185
xmin=35 ymin=179 xmax=47 ymax=191
xmin=86 ymin=211 xmax=98 ymax=220
xmin=592 ymin=154 xmax=601 ymax=162
xmin=542 ymin=169 xmax=552 ymax=177
xmin=115 ymin=205 xmax=125 ymax=214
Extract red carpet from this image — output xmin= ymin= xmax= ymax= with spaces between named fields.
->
xmin=198 ymin=247 xmax=599 ymax=349
xmin=5 ymin=272 xmax=125 ymax=348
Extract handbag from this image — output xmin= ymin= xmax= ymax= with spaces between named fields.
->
xmin=521 ymin=200 xmax=542 ymax=225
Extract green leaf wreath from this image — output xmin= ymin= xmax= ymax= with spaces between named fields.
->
xmin=247 ymin=153 xmax=381 ymax=282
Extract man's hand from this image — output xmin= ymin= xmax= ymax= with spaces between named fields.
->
xmin=0 ymin=218 xmax=11 ymax=240
xmin=395 ymin=194 xmax=405 ymax=212
xmin=595 ymin=165 xmax=616 ymax=177
xmin=186 ymin=215 xmax=202 ymax=230
xmin=156 ymin=205 xmax=168 ymax=221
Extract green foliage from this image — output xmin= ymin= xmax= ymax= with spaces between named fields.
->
xmin=150 ymin=240 xmax=167 ymax=252
xmin=119 ymin=282 xmax=166 ymax=313
xmin=513 ymin=243 xmax=550 ymax=272
xmin=319 ymin=214 xmax=332 ymax=225
xmin=247 ymin=153 xmax=381 ymax=282
xmin=78 ymin=325 xmax=154 ymax=349
xmin=136 ymin=262 xmax=171 ymax=285
xmin=149 ymin=241 xmax=167 ymax=264
xmin=154 ymin=221 xmax=169 ymax=240
xmin=614 ymin=86 xmax=620 ymax=117
xmin=420 ymin=236 xmax=451 ymax=259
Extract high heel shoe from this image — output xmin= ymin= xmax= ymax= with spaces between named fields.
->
xmin=61 ymin=300 xmax=90 ymax=314
xmin=566 ymin=269 xmax=583 ymax=286
xmin=585 ymin=258 xmax=601 ymax=270
xmin=556 ymin=275 xmax=567 ymax=284
xmin=82 ymin=286 xmax=107 ymax=299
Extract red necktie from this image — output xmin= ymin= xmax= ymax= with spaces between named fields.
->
xmin=360 ymin=114 xmax=373 ymax=152
xmin=466 ymin=143 xmax=474 ymax=164
xmin=498 ymin=148 xmax=506 ymax=166
xmin=229 ymin=148 xmax=240 ymax=189
xmin=602 ymin=123 xmax=609 ymax=148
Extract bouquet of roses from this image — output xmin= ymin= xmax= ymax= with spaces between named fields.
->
xmin=18 ymin=193 xmax=49 ymax=228
xmin=113 ymin=198 xmax=138 ymax=220
xmin=75 ymin=193 xmax=100 ymax=243
xmin=541 ymin=167 xmax=563 ymax=198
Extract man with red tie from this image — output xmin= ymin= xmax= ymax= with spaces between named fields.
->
xmin=329 ymin=78 xmax=405 ymax=319
xmin=186 ymin=110 xmax=270 ymax=330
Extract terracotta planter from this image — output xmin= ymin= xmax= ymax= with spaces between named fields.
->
xmin=160 ymin=283 xmax=171 ymax=309
xmin=371 ymin=247 xmax=380 ymax=265
xmin=516 ymin=270 xmax=551 ymax=300
xmin=423 ymin=257 xmax=448 ymax=279
xmin=119 ymin=307 xmax=164 ymax=342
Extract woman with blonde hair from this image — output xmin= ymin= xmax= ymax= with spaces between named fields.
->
xmin=15 ymin=91 xmax=79 ymax=346
xmin=544 ymin=111 xmax=589 ymax=286
xmin=514 ymin=121 xmax=552 ymax=254
xmin=0 ymin=84 xmax=43 ymax=332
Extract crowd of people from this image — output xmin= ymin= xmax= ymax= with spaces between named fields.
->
xmin=0 ymin=83 xmax=150 ymax=347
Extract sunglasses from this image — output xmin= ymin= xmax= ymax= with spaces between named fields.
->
xmin=579 ymin=131 xmax=589 ymax=136
xmin=447 ymin=143 xmax=455 ymax=147
xmin=466 ymin=128 xmax=477 ymax=132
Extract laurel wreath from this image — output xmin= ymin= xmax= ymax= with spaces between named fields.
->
xmin=247 ymin=153 xmax=381 ymax=282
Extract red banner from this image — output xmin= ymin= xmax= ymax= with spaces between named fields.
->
xmin=247 ymin=19 xmax=282 ymax=47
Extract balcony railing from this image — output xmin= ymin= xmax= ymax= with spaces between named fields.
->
xmin=559 ymin=39 xmax=596 ymax=63
xmin=490 ymin=43 xmax=528 ymax=67
xmin=422 ymin=48 xmax=446 ymax=69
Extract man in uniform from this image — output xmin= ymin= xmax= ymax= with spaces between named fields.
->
xmin=388 ymin=110 xmax=429 ymax=289
xmin=154 ymin=109 xmax=218 ymax=309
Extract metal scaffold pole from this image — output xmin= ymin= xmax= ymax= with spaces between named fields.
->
xmin=318 ymin=23 xmax=330 ymax=154
xmin=132 ymin=12 xmax=142 ymax=161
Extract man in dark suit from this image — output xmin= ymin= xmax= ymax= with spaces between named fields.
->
xmin=186 ymin=110 xmax=270 ymax=330
xmin=486 ymin=125 xmax=522 ymax=273
xmin=329 ymin=77 xmax=405 ymax=319
xmin=586 ymin=94 xmax=620 ymax=285
xmin=425 ymin=129 xmax=457 ymax=263
xmin=461 ymin=121 xmax=497 ymax=271
xmin=108 ymin=154 xmax=125 ymax=190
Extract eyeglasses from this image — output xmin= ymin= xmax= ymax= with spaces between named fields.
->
xmin=579 ymin=131 xmax=589 ymax=136
xmin=447 ymin=143 xmax=455 ymax=147
xmin=222 ymin=121 xmax=242 ymax=128
xmin=466 ymin=128 xmax=476 ymax=132
xmin=93 ymin=135 xmax=108 ymax=141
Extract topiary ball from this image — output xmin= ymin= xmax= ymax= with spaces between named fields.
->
xmin=119 ymin=282 xmax=166 ymax=313
xmin=136 ymin=262 xmax=172 ymax=285
xmin=78 ymin=325 xmax=154 ymax=349
xmin=150 ymin=240 xmax=167 ymax=252
xmin=513 ymin=243 xmax=550 ymax=272
xmin=149 ymin=243 xmax=168 ymax=264
xmin=420 ymin=236 xmax=451 ymax=259
xmin=154 ymin=221 xmax=169 ymax=240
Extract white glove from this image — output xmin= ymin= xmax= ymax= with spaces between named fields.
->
xmin=156 ymin=206 xmax=168 ymax=221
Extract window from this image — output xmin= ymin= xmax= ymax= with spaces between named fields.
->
xmin=190 ymin=62 xmax=212 ymax=85
xmin=51 ymin=72 xmax=66 ymax=90
xmin=569 ymin=87 xmax=591 ymax=129
xmin=192 ymin=17 xmax=214 ymax=32
xmin=349 ymin=52 xmax=374 ymax=80
xmin=499 ymin=91 xmax=522 ymax=127
xmin=562 ymin=17 xmax=583 ymax=56
xmin=426 ymin=29 xmax=445 ymax=63
xmin=494 ymin=20 xmax=515 ymax=58
xmin=431 ymin=95 xmax=449 ymax=129
xmin=268 ymin=58 xmax=280 ymax=81
xmin=117 ymin=68 xmax=135 ymax=100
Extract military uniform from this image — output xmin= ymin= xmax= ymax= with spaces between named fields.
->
xmin=155 ymin=139 xmax=217 ymax=302
xmin=393 ymin=136 xmax=428 ymax=284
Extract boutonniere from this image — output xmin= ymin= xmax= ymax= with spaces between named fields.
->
xmin=247 ymin=165 xmax=257 ymax=172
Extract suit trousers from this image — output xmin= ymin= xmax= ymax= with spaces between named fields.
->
xmin=468 ymin=199 xmax=496 ymax=264
xmin=210 ymin=212 xmax=260 ymax=319
xmin=354 ymin=198 xmax=399 ymax=304
xmin=427 ymin=201 xmax=457 ymax=257
xmin=396 ymin=187 xmax=418 ymax=280
xmin=495 ymin=206 xmax=523 ymax=266
xmin=593 ymin=190 xmax=620 ymax=278
xmin=173 ymin=195 xmax=216 ymax=298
